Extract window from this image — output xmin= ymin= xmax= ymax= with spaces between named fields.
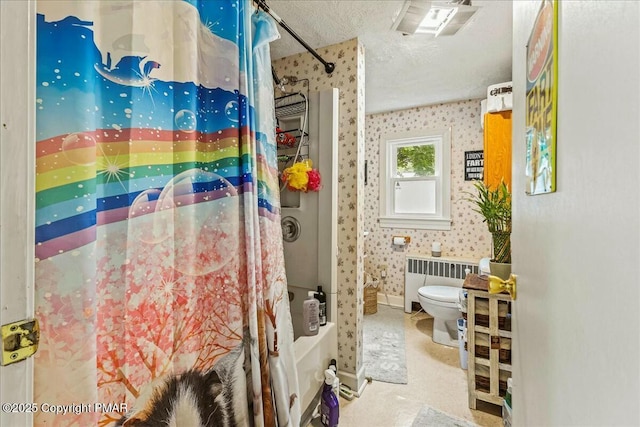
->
xmin=379 ymin=128 xmax=452 ymax=230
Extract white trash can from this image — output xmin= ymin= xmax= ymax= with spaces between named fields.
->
xmin=457 ymin=318 xmax=468 ymax=370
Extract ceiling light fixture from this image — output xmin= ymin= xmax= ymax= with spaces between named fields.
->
xmin=392 ymin=0 xmax=479 ymax=37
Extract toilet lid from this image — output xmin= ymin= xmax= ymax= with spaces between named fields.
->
xmin=418 ymin=286 xmax=459 ymax=303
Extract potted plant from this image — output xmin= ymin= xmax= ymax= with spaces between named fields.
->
xmin=466 ymin=180 xmax=512 ymax=280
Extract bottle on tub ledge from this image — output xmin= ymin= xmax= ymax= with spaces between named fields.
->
xmin=320 ymin=369 xmax=340 ymax=427
xmin=315 ymin=285 xmax=327 ymax=326
xmin=328 ymin=359 xmax=340 ymax=397
xmin=303 ymin=291 xmax=320 ymax=336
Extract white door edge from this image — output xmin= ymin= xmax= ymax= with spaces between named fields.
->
xmin=0 ymin=1 xmax=36 ymax=426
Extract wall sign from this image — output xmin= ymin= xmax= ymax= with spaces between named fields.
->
xmin=465 ymin=150 xmax=484 ymax=181
xmin=525 ymin=0 xmax=558 ymax=195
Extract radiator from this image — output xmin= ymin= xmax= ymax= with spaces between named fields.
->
xmin=404 ymin=254 xmax=479 ymax=313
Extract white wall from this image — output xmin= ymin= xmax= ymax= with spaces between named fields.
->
xmin=512 ymin=1 xmax=639 ymax=425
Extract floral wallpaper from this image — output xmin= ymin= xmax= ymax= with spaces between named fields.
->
xmin=272 ymin=39 xmax=365 ymax=377
xmin=364 ymin=100 xmax=492 ymax=297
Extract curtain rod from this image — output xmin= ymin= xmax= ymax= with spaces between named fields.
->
xmin=254 ymin=0 xmax=335 ymax=74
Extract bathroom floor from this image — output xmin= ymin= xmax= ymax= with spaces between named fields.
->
xmin=336 ymin=307 xmax=502 ymax=427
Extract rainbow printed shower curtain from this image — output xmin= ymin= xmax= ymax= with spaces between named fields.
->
xmin=34 ymin=1 xmax=298 ymax=425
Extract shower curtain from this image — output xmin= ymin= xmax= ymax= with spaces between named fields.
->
xmin=34 ymin=1 xmax=298 ymax=426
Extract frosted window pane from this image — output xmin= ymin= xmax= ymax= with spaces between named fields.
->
xmin=394 ymin=180 xmax=436 ymax=214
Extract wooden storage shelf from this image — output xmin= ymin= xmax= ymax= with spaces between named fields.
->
xmin=474 ymin=357 xmax=512 ymax=371
xmin=474 ymin=325 xmax=512 ymax=338
xmin=474 ymin=357 xmax=490 ymax=367
xmin=464 ymin=274 xmax=513 ymax=410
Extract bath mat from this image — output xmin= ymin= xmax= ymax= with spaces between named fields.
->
xmin=411 ymin=405 xmax=479 ymax=427
xmin=363 ymin=304 xmax=408 ymax=384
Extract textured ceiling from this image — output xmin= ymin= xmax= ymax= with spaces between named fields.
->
xmin=268 ymin=0 xmax=513 ymax=114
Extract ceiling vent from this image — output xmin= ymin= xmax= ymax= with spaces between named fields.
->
xmin=392 ymin=0 xmax=479 ymax=37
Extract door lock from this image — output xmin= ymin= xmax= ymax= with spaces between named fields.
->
xmin=1 ymin=318 xmax=39 ymax=366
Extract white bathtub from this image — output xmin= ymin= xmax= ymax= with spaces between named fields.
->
xmin=293 ymin=319 xmax=337 ymax=420
xmin=288 ymin=283 xmax=338 ymax=419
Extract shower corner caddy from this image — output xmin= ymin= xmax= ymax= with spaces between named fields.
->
xmin=275 ymin=93 xmax=309 ymax=161
xmin=275 ymin=92 xmax=307 ymax=119
xmin=463 ymin=274 xmax=513 ymax=410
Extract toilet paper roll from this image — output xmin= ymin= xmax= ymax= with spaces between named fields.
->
xmin=393 ymin=236 xmax=406 ymax=246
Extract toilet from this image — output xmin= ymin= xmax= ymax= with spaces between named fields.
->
xmin=418 ymin=285 xmax=462 ymax=347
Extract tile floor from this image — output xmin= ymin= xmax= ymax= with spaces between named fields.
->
xmin=336 ymin=306 xmax=502 ymax=427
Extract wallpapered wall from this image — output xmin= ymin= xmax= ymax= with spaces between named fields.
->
xmin=272 ymin=39 xmax=366 ymax=378
xmin=364 ymin=100 xmax=492 ymax=297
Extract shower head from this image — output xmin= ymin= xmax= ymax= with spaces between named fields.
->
xmin=272 ymin=68 xmax=304 ymax=92
xmin=272 ymin=66 xmax=289 ymax=92
xmin=276 ymin=76 xmax=297 ymax=93
xmin=277 ymin=83 xmax=288 ymax=93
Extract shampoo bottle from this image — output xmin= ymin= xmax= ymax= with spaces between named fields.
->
xmin=320 ymin=369 xmax=339 ymax=427
xmin=315 ymin=286 xmax=327 ymax=326
xmin=302 ymin=292 xmax=319 ymax=336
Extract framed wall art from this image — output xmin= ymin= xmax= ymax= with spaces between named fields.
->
xmin=525 ymin=0 xmax=558 ymax=195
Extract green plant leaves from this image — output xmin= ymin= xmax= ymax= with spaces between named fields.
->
xmin=464 ymin=180 xmax=512 ymax=263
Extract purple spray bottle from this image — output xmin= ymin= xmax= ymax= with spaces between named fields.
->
xmin=320 ymin=369 xmax=339 ymax=427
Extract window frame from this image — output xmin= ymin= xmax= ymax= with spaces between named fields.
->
xmin=378 ymin=127 xmax=452 ymax=230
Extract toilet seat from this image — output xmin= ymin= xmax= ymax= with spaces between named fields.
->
xmin=418 ymin=286 xmax=459 ymax=308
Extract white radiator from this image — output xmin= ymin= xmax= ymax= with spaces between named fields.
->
xmin=404 ymin=254 xmax=479 ymax=313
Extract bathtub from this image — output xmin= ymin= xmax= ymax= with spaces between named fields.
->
xmin=294 ymin=320 xmax=337 ymax=421
xmin=289 ymin=286 xmax=338 ymax=420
